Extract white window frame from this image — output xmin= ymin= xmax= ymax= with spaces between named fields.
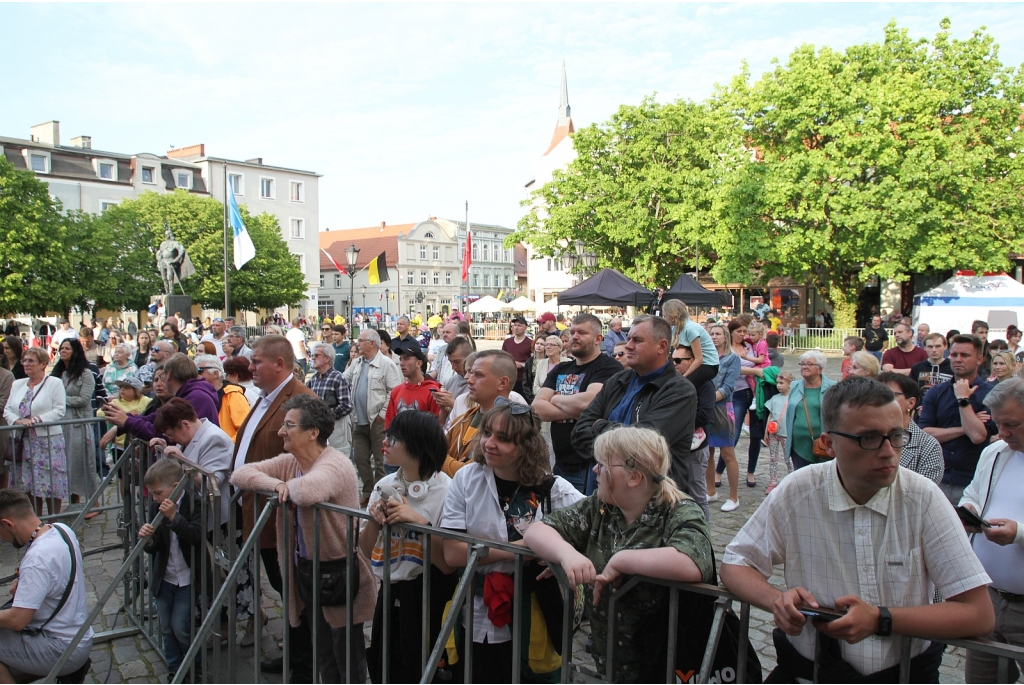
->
xmin=229 ymin=172 xmax=245 ymax=196
xmin=95 ymin=159 xmax=118 ymax=181
xmin=141 ymin=166 xmax=156 ymax=185
xmin=174 ymin=170 xmax=193 ymax=190
xmin=407 ymin=271 xmax=414 ymax=285
xmin=472 ymin=242 xmax=479 ymax=260
xmin=319 ymin=273 xmax=325 ymax=288
xmin=99 ymin=200 xmax=119 ymax=213
xmin=289 ymin=180 xmax=304 ymax=203
xmin=483 ymin=243 xmax=489 ymax=262
xmin=290 ymin=217 xmax=304 ymax=240
xmin=432 ymin=246 xmax=439 ymax=260
xmin=335 ymin=274 xmax=342 ymax=288
xmin=295 ymin=253 xmax=306 ymax=274
xmin=419 ymin=245 xmax=427 ymax=259
xmin=484 ymin=274 xmax=490 ymax=288
xmin=433 ymin=271 xmax=439 ymax=285
xmin=25 ymin=150 xmax=50 ymax=174
xmin=420 ymin=271 xmax=427 ymax=285
xmin=473 ymin=274 xmax=479 ymax=288
xmin=445 ymin=272 xmax=452 ymax=286
xmin=260 ymin=176 xmax=276 ymax=200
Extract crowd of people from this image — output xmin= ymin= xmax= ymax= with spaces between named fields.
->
xmin=1 ymin=303 xmax=1023 ymax=684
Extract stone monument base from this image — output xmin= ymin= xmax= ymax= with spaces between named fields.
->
xmin=165 ymin=295 xmax=192 ymax=321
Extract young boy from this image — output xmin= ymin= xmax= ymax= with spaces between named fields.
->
xmin=763 ymin=372 xmax=794 ymax=494
xmin=840 ymin=336 xmax=864 ymax=380
xmin=765 ymin=332 xmax=783 ymax=367
xmin=138 ymin=459 xmax=203 ymax=681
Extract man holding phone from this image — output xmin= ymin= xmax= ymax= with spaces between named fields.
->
xmin=721 ymin=377 xmax=994 ymax=682
xmin=959 ymin=376 xmax=1024 ymax=682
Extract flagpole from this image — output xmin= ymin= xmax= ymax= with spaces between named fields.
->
xmin=463 ymin=200 xmax=468 ymax=315
xmin=223 ymin=162 xmax=230 ymax=316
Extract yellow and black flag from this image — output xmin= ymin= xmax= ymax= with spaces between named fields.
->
xmin=367 ymin=251 xmax=389 ymax=284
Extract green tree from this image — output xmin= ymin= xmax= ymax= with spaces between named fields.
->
xmin=712 ymin=20 xmax=1024 ymax=326
xmin=98 ymin=191 xmax=307 ymax=313
xmin=510 ymin=97 xmax=733 ymax=287
xmin=0 ymin=157 xmax=76 ymax=316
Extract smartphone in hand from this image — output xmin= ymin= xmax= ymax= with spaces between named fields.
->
xmin=956 ymin=505 xmax=992 ymax=528
xmin=798 ymin=605 xmax=846 ymax=622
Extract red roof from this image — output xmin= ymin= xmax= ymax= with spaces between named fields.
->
xmin=318 ymin=222 xmax=415 ymax=249
xmin=543 ymin=119 xmax=574 ymax=156
xmin=320 ymin=236 xmax=399 ymax=272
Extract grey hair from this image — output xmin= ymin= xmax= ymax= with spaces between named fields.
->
xmin=114 ymin=342 xmax=133 ymax=359
xmin=799 ymin=350 xmax=827 ymax=370
xmin=358 ymin=328 xmax=381 ymax=347
xmin=194 ymin=354 xmax=224 ymax=379
xmin=312 ymin=342 xmax=336 ymax=363
xmin=984 ymin=376 xmax=1024 ymax=412
xmin=821 ymin=377 xmax=895 ymax=432
xmin=397 ymin=315 xmax=410 ymax=325
xmin=630 ymin=314 xmax=672 ymax=345
xmin=228 ymin=326 xmax=248 ymax=339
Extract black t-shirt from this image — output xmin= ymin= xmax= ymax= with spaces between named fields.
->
xmin=910 ymin=359 xmax=954 ymax=394
xmin=863 ymin=325 xmax=888 ymax=351
xmin=542 ymin=354 xmax=624 ymax=468
xmin=494 ymin=475 xmax=553 ymax=542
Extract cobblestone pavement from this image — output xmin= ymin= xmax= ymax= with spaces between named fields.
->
xmin=0 ymin=353 xmax=998 ymax=682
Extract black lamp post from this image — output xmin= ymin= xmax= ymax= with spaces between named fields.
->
xmin=361 ymin=285 xmax=366 ymax=321
xmin=384 ymin=288 xmax=390 ymax=317
xmin=345 ymin=243 xmax=360 ymax=340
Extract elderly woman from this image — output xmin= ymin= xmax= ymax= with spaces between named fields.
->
xmin=4 ymin=347 xmax=68 ymax=515
xmin=102 ymin=343 xmax=138 ymax=397
xmin=785 ymin=350 xmax=836 ymax=470
xmin=194 ymin=354 xmax=249 ymax=442
xmin=224 ymin=356 xmax=259 ymax=407
xmin=848 ymin=350 xmax=880 ymax=378
xmin=231 ymin=395 xmax=376 ymax=683
xmin=441 ymin=401 xmax=583 ymax=682
xmin=525 ymin=426 xmax=714 ymax=683
xmin=2 ymin=336 xmax=26 ymax=380
xmin=876 ymin=372 xmax=944 ymax=484
xmin=51 ymin=339 xmax=97 ymax=509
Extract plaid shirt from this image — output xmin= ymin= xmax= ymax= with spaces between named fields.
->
xmin=306 ymin=369 xmax=352 ymax=420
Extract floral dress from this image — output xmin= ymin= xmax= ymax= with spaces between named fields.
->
xmin=16 ymin=383 xmax=69 ymax=499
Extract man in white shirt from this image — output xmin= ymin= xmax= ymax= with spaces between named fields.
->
xmin=285 ymin=318 xmax=309 ymax=372
xmin=960 ymin=376 xmax=1024 ymax=682
xmin=427 ymin=322 xmax=459 ymax=387
xmin=721 ymin=376 xmax=994 ymax=681
xmin=49 ymin=318 xmax=78 ymax=355
xmin=199 ymin=317 xmax=228 ymax=358
xmin=226 ymin=326 xmax=253 ymax=359
xmin=0 ymin=489 xmax=93 ymax=681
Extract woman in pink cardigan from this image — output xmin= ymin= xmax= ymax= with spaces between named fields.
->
xmin=231 ymin=394 xmax=376 ymax=683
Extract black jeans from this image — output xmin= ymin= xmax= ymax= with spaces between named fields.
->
xmin=260 ymin=548 xmax=314 ymax=681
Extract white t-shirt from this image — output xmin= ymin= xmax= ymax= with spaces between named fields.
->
xmin=51 ymin=328 xmax=79 ymax=347
xmin=366 ymin=470 xmax=452 ymax=582
xmin=13 ymin=523 xmax=94 ymax=642
xmin=286 ymin=327 xmax=308 ymax=360
xmin=765 ymin=393 xmax=790 ymax=437
xmin=199 ymin=333 xmax=226 ymax=359
xmin=972 ymin=451 xmax=1024 ymax=594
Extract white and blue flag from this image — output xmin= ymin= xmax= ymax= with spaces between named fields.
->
xmin=228 ymin=189 xmax=256 ymax=269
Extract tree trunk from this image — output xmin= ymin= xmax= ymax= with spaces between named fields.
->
xmin=821 ymin=280 xmax=860 ymax=328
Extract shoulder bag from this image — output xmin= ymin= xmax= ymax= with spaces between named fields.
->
xmin=803 ymin=394 xmax=830 ymax=459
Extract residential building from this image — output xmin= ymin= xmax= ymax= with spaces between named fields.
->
xmin=523 ymin=64 xmax=581 ymax=304
xmin=1 ymin=121 xmax=322 ymax=319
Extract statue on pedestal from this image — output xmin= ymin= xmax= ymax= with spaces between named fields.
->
xmin=156 ymin=224 xmax=195 ymax=296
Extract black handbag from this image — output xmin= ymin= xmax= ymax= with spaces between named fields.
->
xmin=295 ymin=557 xmax=357 ymax=607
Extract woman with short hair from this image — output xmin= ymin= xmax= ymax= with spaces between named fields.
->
xmin=231 ymin=395 xmax=376 ymax=683
xmin=988 ymin=350 xmax=1016 ymax=384
xmin=102 ymin=343 xmax=138 ymax=397
xmin=224 ymin=356 xmax=258 ymax=406
xmin=848 ymin=350 xmax=880 ymax=378
xmin=785 ymin=350 xmax=835 ymax=470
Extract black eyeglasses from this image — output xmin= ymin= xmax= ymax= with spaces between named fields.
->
xmin=672 ymin=357 xmax=693 ymax=364
xmin=826 ymin=429 xmax=911 ymax=450
xmin=494 ymin=396 xmax=532 ymax=415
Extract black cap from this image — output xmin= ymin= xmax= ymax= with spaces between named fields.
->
xmin=398 ymin=344 xmax=427 ymax=363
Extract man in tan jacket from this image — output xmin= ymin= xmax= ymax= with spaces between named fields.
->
xmin=231 ymin=335 xmax=316 ymax=679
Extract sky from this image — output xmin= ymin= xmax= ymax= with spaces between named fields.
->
xmin=2 ymin=3 xmax=1022 ymax=234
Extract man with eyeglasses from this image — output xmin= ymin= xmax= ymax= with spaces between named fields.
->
xmin=306 ymin=342 xmax=353 ymax=454
xmin=226 ymin=326 xmax=252 ymax=359
xmin=722 ymin=376 xmax=995 ymax=682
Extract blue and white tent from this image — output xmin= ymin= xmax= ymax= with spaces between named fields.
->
xmin=912 ymin=272 xmax=1024 ymax=333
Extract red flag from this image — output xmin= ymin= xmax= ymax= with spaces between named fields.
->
xmin=461 ymin=229 xmax=472 ymax=282
xmin=321 ymin=248 xmax=347 ymax=275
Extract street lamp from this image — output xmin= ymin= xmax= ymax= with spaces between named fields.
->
xmin=345 ymin=243 xmax=360 ymax=340
xmin=361 ymin=285 xmax=366 ymax=321
xmin=384 ymin=288 xmax=390 ymax=318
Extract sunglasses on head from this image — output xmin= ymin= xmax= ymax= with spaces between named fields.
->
xmin=494 ymin=396 xmax=532 ymax=415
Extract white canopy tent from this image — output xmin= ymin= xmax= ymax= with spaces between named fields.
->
xmin=501 ymin=296 xmax=537 ymax=312
xmin=536 ymin=297 xmax=561 ymax=314
xmin=912 ymin=273 xmax=1024 ymax=333
xmin=467 ymin=295 xmax=505 ymax=313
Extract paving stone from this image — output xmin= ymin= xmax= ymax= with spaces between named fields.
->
xmin=117 ymin=660 xmax=149 ymax=679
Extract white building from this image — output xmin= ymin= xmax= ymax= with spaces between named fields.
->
xmin=0 ymin=121 xmax=321 ymax=319
xmin=523 ymin=65 xmax=580 ymax=304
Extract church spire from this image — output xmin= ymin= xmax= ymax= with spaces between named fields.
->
xmin=557 ymin=59 xmax=570 ymax=127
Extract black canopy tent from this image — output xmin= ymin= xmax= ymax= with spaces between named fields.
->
xmin=662 ymin=273 xmax=733 ymax=308
xmin=557 ymin=268 xmax=652 ymax=308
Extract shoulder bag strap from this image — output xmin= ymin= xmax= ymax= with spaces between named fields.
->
xmin=30 ymin=524 xmax=78 ymax=633
xmin=802 ymin=395 xmax=817 ymax=439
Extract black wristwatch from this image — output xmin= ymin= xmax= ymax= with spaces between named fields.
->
xmin=957 ymin=397 xmax=971 ymax=408
xmin=876 ymin=606 xmax=892 ymax=637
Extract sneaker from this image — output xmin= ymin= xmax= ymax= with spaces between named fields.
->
xmin=690 ymin=428 xmax=706 ymax=451
xmin=721 ymin=498 xmax=741 ymax=512
xmin=706 ymin=493 xmax=720 ymax=503
xmin=741 ymin=424 xmax=750 ymax=435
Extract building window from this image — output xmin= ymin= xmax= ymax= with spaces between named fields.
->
xmin=445 ymin=271 xmax=452 ymax=286
xmin=484 ymin=274 xmax=490 ymax=288
xmin=473 ymin=274 xmax=479 ymax=288
xmin=296 ymin=253 xmax=306 ymax=273
xmin=432 ymin=246 xmax=439 ymax=260
xmin=229 ymin=173 xmax=243 ymax=195
xmin=472 ymin=242 xmax=478 ymax=260
xmin=335 ymin=274 xmax=342 ymax=288
xmin=319 ymin=274 xmax=325 ymax=288
xmin=98 ymin=162 xmax=115 ymax=180
xmin=290 ymin=218 xmax=304 ymax=239
xmin=505 ymin=275 xmax=511 ymax=288
xmin=29 ymin=154 xmax=48 ymax=173
xmin=555 ymin=259 xmax=562 ymax=271
xmin=505 ymin=249 xmax=512 ymax=262
xmin=547 ymin=259 xmax=552 ymax=272
xmin=290 ymin=181 xmax=304 ymax=202
xmin=260 ymin=177 xmax=275 ymax=199
xmin=175 ymin=171 xmax=191 ymax=189
xmin=407 ymin=271 xmax=414 ymax=285
xmin=420 ymin=271 xmax=427 ymax=285
xmin=483 ymin=243 xmax=489 ymax=262
xmin=99 ymin=200 xmax=118 ymax=213
xmin=142 ymin=167 xmax=155 ymax=184
xmin=423 ymin=232 xmax=434 ymax=238
xmin=433 ymin=271 xmax=439 ymax=285
xmin=318 ymin=302 xmax=335 ymax=320
xmin=420 ymin=245 xmax=427 ymax=259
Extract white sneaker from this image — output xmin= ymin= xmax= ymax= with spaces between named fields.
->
xmin=740 ymin=424 xmax=750 ymax=435
xmin=690 ymin=428 xmax=706 ymax=451
xmin=721 ymin=498 xmax=741 ymax=512
xmin=706 ymin=493 xmax=720 ymax=503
